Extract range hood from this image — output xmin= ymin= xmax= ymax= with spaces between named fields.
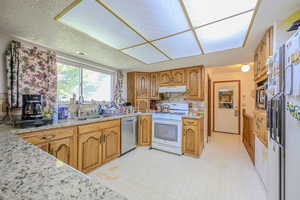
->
xmin=159 ymin=86 xmax=187 ymax=93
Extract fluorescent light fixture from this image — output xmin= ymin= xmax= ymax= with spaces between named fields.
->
xmin=58 ymin=0 xmax=145 ymax=49
xmin=152 ymin=31 xmax=201 ymax=59
xmin=241 ymin=65 xmax=250 ymax=72
xmin=122 ymin=44 xmax=169 ymax=64
xmin=196 ymin=11 xmax=253 ymax=53
xmin=183 ymin=0 xmax=257 ymax=27
xmin=101 ymin=0 xmax=190 ymax=40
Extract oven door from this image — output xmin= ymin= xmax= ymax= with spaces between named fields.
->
xmin=152 ymin=118 xmax=182 ymax=147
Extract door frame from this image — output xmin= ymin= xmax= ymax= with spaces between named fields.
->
xmin=207 ymin=75 xmax=212 ymax=137
xmin=213 ymin=80 xmax=241 ymax=134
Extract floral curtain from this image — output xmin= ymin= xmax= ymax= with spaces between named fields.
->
xmin=6 ymin=41 xmax=57 ymax=111
xmin=5 ymin=40 xmax=21 ymax=108
xmin=113 ymin=70 xmax=125 ymax=106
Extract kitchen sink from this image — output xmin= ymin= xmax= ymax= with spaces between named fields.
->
xmin=76 ymin=113 xmax=126 ymax=121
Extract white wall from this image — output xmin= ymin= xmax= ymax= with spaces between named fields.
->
xmin=206 ymin=65 xmax=255 ymax=136
xmin=0 ymin=32 xmax=11 ymax=94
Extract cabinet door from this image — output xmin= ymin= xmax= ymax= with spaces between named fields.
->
xmin=159 ymin=71 xmax=172 ymax=86
xmin=49 ymin=137 xmax=75 ymax=168
xmin=171 ymin=69 xmax=185 ymax=85
xmin=102 ymin=126 xmax=120 ymax=163
xmin=78 ymin=131 xmax=102 ymax=173
xmin=185 ymin=67 xmax=204 ymax=100
xmin=138 ymin=115 xmax=152 ymax=146
xmin=37 ymin=143 xmax=49 ymax=153
xmin=135 ymin=99 xmax=149 ymax=113
xmin=183 ymin=126 xmax=199 ymax=156
xmin=136 ymin=72 xmax=149 ymax=99
xmin=149 ymin=72 xmax=159 ymax=99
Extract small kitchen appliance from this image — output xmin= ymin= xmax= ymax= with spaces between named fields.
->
xmin=22 ymin=94 xmax=43 ymax=120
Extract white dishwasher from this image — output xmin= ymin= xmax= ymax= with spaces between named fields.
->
xmin=121 ymin=117 xmax=137 ymax=155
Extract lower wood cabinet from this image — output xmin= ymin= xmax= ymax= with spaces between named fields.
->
xmin=102 ymin=126 xmax=121 ymax=164
xmin=19 ymin=127 xmax=77 ymax=168
xmin=138 ymin=115 xmax=152 ymax=146
xmin=182 ymin=117 xmax=204 ymax=157
xmin=78 ymin=119 xmax=121 ymax=173
xmin=78 ymin=130 xmax=103 ymax=173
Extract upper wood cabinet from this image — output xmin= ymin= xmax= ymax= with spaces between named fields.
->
xmin=185 ymin=66 xmax=204 ymax=100
xmin=159 ymin=71 xmax=173 ymax=86
xmin=182 ymin=117 xmax=204 ymax=157
xmin=159 ymin=69 xmax=186 ymax=86
xmin=135 ymin=99 xmax=150 ymax=113
xmin=19 ymin=127 xmax=78 ymax=169
xmin=149 ymin=72 xmax=160 ymax=100
xmin=138 ymin=115 xmax=152 ymax=146
xmin=171 ymin=69 xmax=186 ymax=85
xmin=136 ymin=72 xmax=149 ymax=99
xmin=254 ymin=27 xmax=273 ymax=81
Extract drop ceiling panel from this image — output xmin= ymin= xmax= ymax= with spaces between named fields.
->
xmin=153 ymin=31 xmax=201 ymax=59
xmin=100 ymin=0 xmax=190 ymax=40
xmin=58 ymin=0 xmax=145 ymax=49
xmin=122 ymin=44 xmax=169 ymax=64
xmin=184 ymin=0 xmax=257 ymax=27
xmin=196 ymin=11 xmax=254 ymax=53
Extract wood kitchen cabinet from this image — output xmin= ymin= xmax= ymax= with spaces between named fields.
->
xmin=136 ymin=72 xmax=149 ymax=99
xmin=182 ymin=117 xmax=204 ymax=157
xmin=159 ymin=70 xmax=173 ymax=86
xmin=127 ymin=72 xmax=151 ymax=112
xmin=19 ymin=127 xmax=77 ymax=168
xmin=254 ymin=27 xmax=273 ymax=81
xmin=78 ymin=119 xmax=120 ymax=173
xmin=185 ymin=66 xmax=204 ymax=100
xmin=78 ymin=130 xmax=103 ymax=173
xmin=138 ymin=115 xmax=152 ymax=146
xmin=102 ymin=126 xmax=121 ymax=164
xmin=135 ymin=99 xmax=150 ymax=113
xmin=171 ymin=69 xmax=186 ymax=85
xmin=149 ymin=72 xmax=160 ymax=100
xmin=159 ymin=69 xmax=186 ymax=86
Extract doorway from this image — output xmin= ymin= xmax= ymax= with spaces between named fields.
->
xmin=213 ymin=80 xmax=240 ymax=134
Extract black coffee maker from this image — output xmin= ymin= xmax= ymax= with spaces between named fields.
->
xmin=22 ymin=94 xmax=43 ymax=120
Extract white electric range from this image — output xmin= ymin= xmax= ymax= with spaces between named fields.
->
xmin=152 ymin=103 xmax=188 ymax=155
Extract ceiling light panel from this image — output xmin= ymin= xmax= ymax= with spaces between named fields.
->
xmin=153 ymin=31 xmax=200 ymax=59
xmin=196 ymin=11 xmax=253 ymax=54
xmin=184 ymin=0 xmax=257 ymax=27
xmin=122 ymin=44 xmax=169 ymax=64
xmin=100 ymin=0 xmax=190 ymax=40
xmin=58 ymin=0 xmax=145 ymax=49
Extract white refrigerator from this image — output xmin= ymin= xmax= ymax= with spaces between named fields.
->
xmin=267 ymin=28 xmax=300 ymax=200
xmin=284 ymin=28 xmax=300 ymax=200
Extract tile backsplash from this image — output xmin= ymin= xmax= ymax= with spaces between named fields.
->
xmin=157 ymin=93 xmax=205 ymax=112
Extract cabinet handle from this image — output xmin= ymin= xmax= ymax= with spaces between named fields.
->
xmin=103 ymin=135 xmax=106 ymax=143
xmin=41 ymin=135 xmax=55 ymax=140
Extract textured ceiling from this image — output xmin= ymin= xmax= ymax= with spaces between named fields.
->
xmin=0 ymin=0 xmax=299 ymax=71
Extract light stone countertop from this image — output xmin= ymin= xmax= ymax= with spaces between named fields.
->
xmin=12 ymin=112 xmax=152 ymax=135
xmin=0 ymin=124 xmax=128 ymax=200
xmin=0 ymin=112 xmax=202 ymax=200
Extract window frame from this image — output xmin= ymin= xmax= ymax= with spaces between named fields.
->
xmin=57 ymin=58 xmax=115 ymax=104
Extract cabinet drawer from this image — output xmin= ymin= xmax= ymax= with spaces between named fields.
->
xmin=19 ymin=127 xmax=76 ymax=145
xmin=78 ymin=119 xmax=120 ymax=135
xmin=183 ymin=118 xmax=199 ymax=126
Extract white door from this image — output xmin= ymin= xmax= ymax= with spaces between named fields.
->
xmin=214 ymin=81 xmax=240 ymax=134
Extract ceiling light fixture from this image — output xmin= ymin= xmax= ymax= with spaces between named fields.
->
xmin=241 ymin=64 xmax=250 ymax=72
xmin=76 ymin=51 xmax=87 ymax=56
